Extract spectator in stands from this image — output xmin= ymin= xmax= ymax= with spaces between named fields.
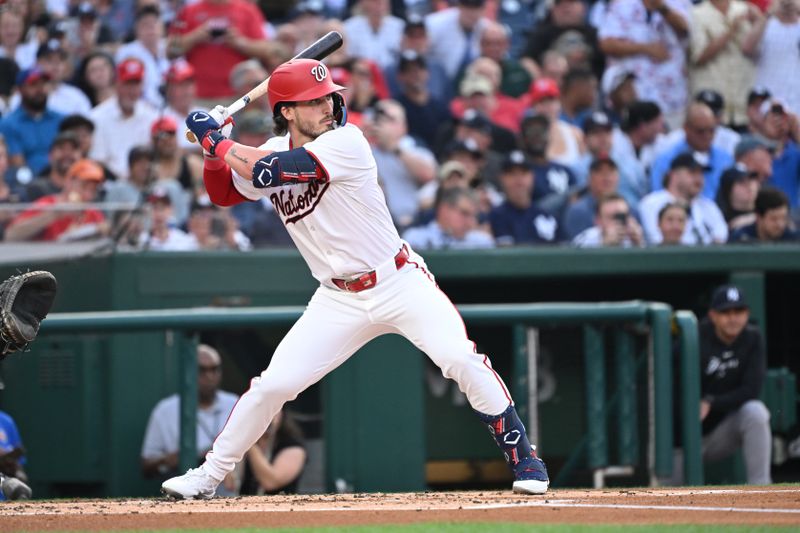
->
xmin=0 ymin=136 xmax=17 ymax=239
xmin=600 ymin=64 xmax=637 ymax=126
xmin=440 ymin=138 xmax=486 ymax=187
xmin=417 ymin=160 xmax=471 ymax=214
xmin=650 ymin=103 xmax=734 ymax=199
xmin=32 ymin=39 xmax=92 ymax=116
xmin=526 ymin=78 xmax=585 ymax=170
xmin=72 ymin=0 xmax=115 ymax=62
xmin=538 ymin=49 xmax=570 ymax=88
xmin=229 ymin=60 xmax=270 ymax=115
xmin=688 ymin=0 xmax=762 ymax=130
xmin=393 ymin=50 xmax=452 ymax=150
xmin=240 ymin=408 xmax=306 ymax=495
xmin=523 ymin=0 xmax=604 ymax=79
xmin=5 ymin=158 xmax=107 ymax=242
xmin=286 ymin=1 xmax=329 ymax=59
xmin=366 ymin=99 xmax=436 ymax=229
xmin=425 ymin=0 xmax=489 ymax=82
xmin=90 ymin=58 xmax=159 ymax=180
xmin=574 ymin=111 xmax=642 ymax=206
xmin=746 ymin=0 xmax=800 ymax=124
xmin=716 ymin=164 xmax=760 ymax=231
xmin=519 ymin=110 xmax=578 ymax=210
xmin=167 ymin=0 xmax=271 ymax=101
xmin=479 ymin=20 xmax=533 ymax=98
xmin=735 ymin=136 xmax=773 ymax=184
xmin=490 ymin=150 xmax=562 ymax=245
xmin=57 ymin=115 xmax=93 ymax=159
xmin=745 ymin=86 xmax=771 ymax=137
xmin=1 ymin=67 xmax=65 ymax=177
xmin=640 ymin=152 xmax=728 ymax=244
xmin=559 ymin=68 xmax=598 ymax=128
xmin=659 ymin=91 xmax=741 ymax=159
xmin=599 ymin=0 xmax=691 ymax=130
xmin=115 ymin=5 xmax=170 ymax=107
xmin=104 ymin=146 xmax=153 ymax=241
xmin=758 ymin=99 xmax=800 ymax=211
xmin=150 ymin=116 xmax=200 ymax=224
xmin=564 ymin=156 xmax=622 ymax=238
xmin=23 ymin=131 xmax=80 ymax=202
xmin=186 ymin=198 xmax=252 ymax=251
xmin=403 ymin=186 xmax=494 ymax=249
xmin=656 ymin=201 xmax=689 ymax=246
xmin=74 ymin=51 xmax=116 ymax=108
xmin=137 ymin=187 xmax=196 ymax=251
xmin=0 ymin=9 xmax=37 ymax=71
xmin=347 ymin=59 xmax=386 ymax=114
xmin=343 ymin=0 xmax=403 ymax=69
xmin=141 ymin=344 xmax=239 ymax=495
xmin=729 ymin=187 xmax=798 ymax=242
xmin=612 ymin=100 xmax=664 ymax=191
xmin=452 ymin=69 xmax=522 ymax=134
xmin=230 ymin=198 xmax=293 ymax=248
xmin=232 ymin=112 xmax=273 ymax=149
xmin=385 ymin=15 xmax=452 ymax=103
xmin=573 ymin=192 xmax=644 ymax=247
xmin=0 ymin=408 xmax=29 ymax=501
xmin=691 ymin=284 xmax=772 ymax=485
xmin=161 ymin=59 xmax=202 ymax=152
xmin=0 ymin=58 xmax=17 ymax=116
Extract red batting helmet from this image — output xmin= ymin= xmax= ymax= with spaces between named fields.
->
xmin=268 ymin=59 xmax=346 ymax=116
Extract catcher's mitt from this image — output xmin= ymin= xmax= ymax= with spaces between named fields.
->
xmin=0 ymin=271 xmax=57 ymax=358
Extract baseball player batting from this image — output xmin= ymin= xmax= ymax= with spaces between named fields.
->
xmin=162 ymin=58 xmax=549 ymax=499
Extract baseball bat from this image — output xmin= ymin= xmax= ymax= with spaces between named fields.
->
xmin=185 ymin=31 xmax=344 ymax=143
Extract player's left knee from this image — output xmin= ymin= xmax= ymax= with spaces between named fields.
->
xmin=740 ymin=400 xmax=770 ymax=426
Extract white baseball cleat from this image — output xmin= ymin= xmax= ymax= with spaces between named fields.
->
xmin=512 ymin=479 xmax=550 ymax=494
xmin=161 ymin=468 xmax=219 ymax=500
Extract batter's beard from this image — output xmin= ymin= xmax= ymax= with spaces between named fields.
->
xmin=296 ymin=117 xmax=335 ymax=140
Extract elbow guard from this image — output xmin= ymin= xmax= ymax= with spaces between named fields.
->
xmin=252 ymin=148 xmax=328 ymax=188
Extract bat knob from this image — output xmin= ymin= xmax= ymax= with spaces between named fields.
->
xmin=185 ymin=130 xmax=198 ymax=143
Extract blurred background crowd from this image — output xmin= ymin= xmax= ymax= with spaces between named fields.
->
xmin=0 ymin=0 xmax=798 ymax=250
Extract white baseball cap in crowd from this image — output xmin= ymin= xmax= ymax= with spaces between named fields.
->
xmin=601 ymin=64 xmax=636 ymax=96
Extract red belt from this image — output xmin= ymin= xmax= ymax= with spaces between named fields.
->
xmin=332 ymin=246 xmax=409 ymax=292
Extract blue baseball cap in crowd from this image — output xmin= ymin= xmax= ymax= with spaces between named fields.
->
xmin=710 ymin=285 xmax=749 ymax=311
xmin=15 ymin=66 xmax=49 ymax=87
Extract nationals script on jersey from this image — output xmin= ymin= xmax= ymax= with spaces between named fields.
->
xmin=231 ymin=124 xmax=403 ymax=284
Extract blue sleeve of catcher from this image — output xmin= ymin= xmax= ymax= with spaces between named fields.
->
xmin=252 ymin=148 xmax=328 ymax=188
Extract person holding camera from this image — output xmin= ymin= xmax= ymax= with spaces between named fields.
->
xmin=756 ymin=99 xmax=800 ymax=213
xmin=572 ymin=192 xmax=644 ymax=248
xmin=167 ymin=0 xmax=273 ymax=103
xmin=639 ymin=152 xmax=728 ymax=245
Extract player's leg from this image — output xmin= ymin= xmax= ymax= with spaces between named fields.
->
xmin=702 ymin=399 xmax=771 ymax=484
xmin=162 ymin=287 xmax=383 ymax=499
xmin=377 ymin=260 xmax=548 ymax=494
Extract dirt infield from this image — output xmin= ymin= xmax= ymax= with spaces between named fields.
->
xmin=2 ymin=487 xmax=799 ymax=531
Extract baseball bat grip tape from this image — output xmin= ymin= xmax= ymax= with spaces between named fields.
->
xmin=184 ymin=31 xmax=343 ymax=144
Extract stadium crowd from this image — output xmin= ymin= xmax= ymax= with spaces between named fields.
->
xmin=0 ymin=0 xmax=798 ymax=249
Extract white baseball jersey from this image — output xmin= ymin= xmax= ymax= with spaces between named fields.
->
xmin=197 ymin=122 xmax=519 ymax=485
xmin=230 ymin=124 xmax=403 ymax=285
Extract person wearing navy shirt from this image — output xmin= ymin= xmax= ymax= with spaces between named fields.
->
xmin=393 ymin=50 xmax=453 ymax=150
xmin=0 ymin=68 xmax=65 ymax=176
xmin=0 ymin=409 xmax=29 ymax=500
xmin=759 ymin=100 xmax=800 ymax=211
xmin=729 ymin=187 xmax=799 ymax=243
xmin=490 ymin=150 xmax=562 ymax=245
xmin=519 ymin=110 xmax=578 ymax=211
xmin=650 ymin=102 xmax=733 ymax=200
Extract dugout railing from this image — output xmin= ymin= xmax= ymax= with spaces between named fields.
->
xmin=38 ymin=301 xmax=703 ymax=491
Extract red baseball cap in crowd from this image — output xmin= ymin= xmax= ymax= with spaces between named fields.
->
xmin=151 ymin=116 xmax=178 ymax=136
xmin=529 ymin=78 xmax=560 ymax=104
xmin=15 ymin=66 xmax=50 ymax=87
xmin=165 ymin=59 xmax=195 ymax=84
xmin=117 ymin=58 xmax=145 ymax=83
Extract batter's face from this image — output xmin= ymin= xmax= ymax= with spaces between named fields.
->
xmin=284 ymin=94 xmax=335 ymax=144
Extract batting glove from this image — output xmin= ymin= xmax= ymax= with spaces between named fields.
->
xmin=186 ymin=111 xmax=227 ymax=156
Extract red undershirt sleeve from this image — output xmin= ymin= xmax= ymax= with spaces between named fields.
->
xmin=202 ymin=157 xmax=249 ymax=206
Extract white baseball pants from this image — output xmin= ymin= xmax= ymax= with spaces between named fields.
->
xmin=202 ymin=249 xmax=513 ymax=481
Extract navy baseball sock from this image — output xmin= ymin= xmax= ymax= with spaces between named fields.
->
xmin=476 ymin=404 xmax=548 ymax=482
